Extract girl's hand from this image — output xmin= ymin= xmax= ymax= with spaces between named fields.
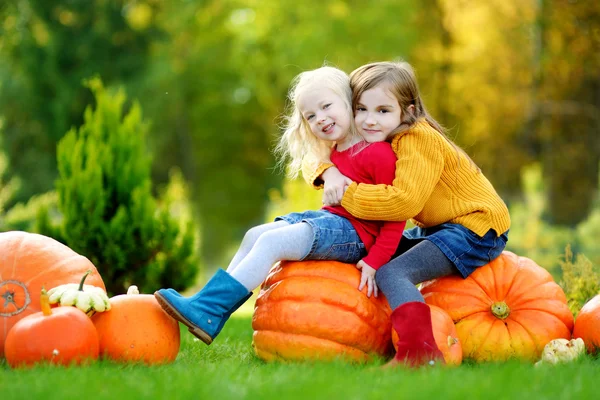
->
xmin=356 ymin=260 xmax=378 ymax=298
xmin=322 ymin=167 xmax=353 ymax=206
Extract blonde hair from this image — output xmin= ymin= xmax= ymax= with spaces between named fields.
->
xmin=350 ymin=61 xmax=480 ymax=170
xmin=275 ymin=66 xmax=356 ymax=179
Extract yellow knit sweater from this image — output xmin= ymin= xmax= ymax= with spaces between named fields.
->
xmin=303 ymin=119 xmax=511 ymax=237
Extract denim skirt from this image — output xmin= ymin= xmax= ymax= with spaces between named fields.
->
xmin=400 ymin=223 xmax=509 ymax=278
xmin=275 ymin=210 xmax=366 ymax=263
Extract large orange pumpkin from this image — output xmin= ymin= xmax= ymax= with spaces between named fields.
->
xmin=420 ymin=251 xmax=574 ymax=362
xmin=0 ymin=231 xmax=105 ymax=357
xmin=252 ymin=260 xmax=393 ymax=363
xmin=572 ymin=294 xmax=600 ymax=354
xmin=391 ymin=304 xmax=462 ymax=366
xmin=5 ymin=288 xmax=99 ymax=368
xmin=92 ymin=286 xmax=180 ymax=364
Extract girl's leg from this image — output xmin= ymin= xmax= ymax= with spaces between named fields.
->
xmin=376 ymin=240 xmax=456 ymax=309
xmin=377 ymin=240 xmax=456 ymax=367
xmin=226 ymin=220 xmax=290 ymax=273
xmin=230 ymin=222 xmax=314 ymax=291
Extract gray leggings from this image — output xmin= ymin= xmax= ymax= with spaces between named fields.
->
xmin=375 ymin=240 xmax=456 ymax=310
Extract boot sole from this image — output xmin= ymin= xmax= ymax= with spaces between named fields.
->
xmin=154 ymin=291 xmax=213 ymax=345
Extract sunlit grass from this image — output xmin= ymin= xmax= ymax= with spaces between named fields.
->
xmin=2 ymin=316 xmax=599 ymax=400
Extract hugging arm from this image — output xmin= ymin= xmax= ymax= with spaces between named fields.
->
xmin=302 ymin=152 xmax=352 ymax=206
xmin=342 ymin=131 xmax=444 ymax=221
xmin=356 ymin=143 xmax=406 ymax=297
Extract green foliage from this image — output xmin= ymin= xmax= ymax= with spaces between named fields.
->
xmin=55 ymin=78 xmax=199 ymax=295
xmin=0 ymin=135 xmax=20 ymax=219
xmin=0 ymin=0 xmax=162 ymax=205
xmin=0 ymin=191 xmax=61 ymax=236
xmin=536 ymin=0 xmax=600 ymax=225
xmin=559 ymin=245 xmax=600 ymax=317
xmin=264 ymin=179 xmax=322 ymax=223
xmin=505 ymin=164 xmax=600 ymax=276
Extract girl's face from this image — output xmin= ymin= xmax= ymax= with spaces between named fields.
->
xmin=354 ymin=85 xmax=402 ymax=143
xmin=298 ymin=87 xmax=351 ymax=145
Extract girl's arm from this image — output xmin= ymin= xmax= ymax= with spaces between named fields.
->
xmin=302 ymin=153 xmax=352 ymax=205
xmin=358 ymin=142 xmax=406 ymax=269
xmin=301 ymin=152 xmax=334 ymax=188
xmin=355 ymin=143 xmax=405 ymax=297
xmin=361 ymin=220 xmax=406 ymax=270
xmin=342 ymin=129 xmax=444 ymax=221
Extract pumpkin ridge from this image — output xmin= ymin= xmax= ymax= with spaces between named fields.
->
xmin=511 ymin=307 xmax=573 ymax=330
xmin=506 ymin=283 xmax=568 ymax=309
xmin=258 ymin=277 xmax=391 ymax=326
xmin=272 ymin=297 xmax=389 ymax=332
xmin=24 ymin=255 xmax=79 ymax=286
xmin=254 ymin=329 xmax=370 ymax=360
xmin=503 ymin=313 xmax=540 ymax=359
xmin=490 ymin=257 xmax=502 ymax=301
xmin=495 ymin=256 xmax=520 ymax=302
xmin=457 ymin=310 xmax=496 ymax=358
xmin=260 ymin=292 xmax=390 ymax=329
xmin=478 ymin=318 xmax=515 ymax=360
xmin=266 ymin=273 xmax=358 ymax=292
xmin=423 ymin=284 xmax=491 ymax=305
xmin=508 ymin=262 xmax=555 ymax=296
xmin=264 ymin=261 xmax=361 ymax=290
xmin=509 ymin=305 xmax=567 ymax=315
xmin=424 ymin=292 xmax=492 ymax=320
xmin=8 ymin=233 xmax=27 ymax=279
xmin=253 ymin=346 xmax=278 ymax=361
xmin=256 ymin=297 xmax=389 ymax=336
xmin=472 ymin=271 xmax=504 ymax=302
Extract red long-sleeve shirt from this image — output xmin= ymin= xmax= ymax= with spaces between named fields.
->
xmin=323 ymin=141 xmax=406 ymax=269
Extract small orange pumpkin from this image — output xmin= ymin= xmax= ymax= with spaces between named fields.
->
xmin=5 ymin=288 xmax=99 ymax=368
xmin=92 ymin=286 xmax=180 ymax=364
xmin=252 ymin=260 xmax=393 ymax=363
xmin=572 ymin=294 xmax=600 ymax=354
xmin=420 ymin=251 xmax=574 ymax=362
xmin=391 ymin=304 xmax=462 ymax=366
xmin=0 ymin=231 xmax=105 ymax=357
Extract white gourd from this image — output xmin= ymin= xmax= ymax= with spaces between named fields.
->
xmin=47 ymin=270 xmax=111 ymax=316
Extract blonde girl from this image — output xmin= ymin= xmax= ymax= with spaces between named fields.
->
xmin=154 ymin=66 xmax=406 ymax=344
xmin=305 ymin=61 xmax=510 ymax=367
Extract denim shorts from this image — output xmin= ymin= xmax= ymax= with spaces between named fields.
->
xmin=398 ymin=223 xmax=509 ymax=278
xmin=275 ymin=210 xmax=366 ymax=263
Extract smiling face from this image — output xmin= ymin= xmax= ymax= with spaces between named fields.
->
xmin=354 ymin=85 xmax=402 ymax=143
xmin=298 ymin=87 xmax=352 ymax=147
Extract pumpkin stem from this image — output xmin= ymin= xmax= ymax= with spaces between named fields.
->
xmin=127 ymin=285 xmax=140 ymax=295
xmin=41 ymin=287 xmax=52 ymax=316
xmin=447 ymin=336 xmax=459 ymax=347
xmin=78 ymin=270 xmax=92 ymax=291
xmin=491 ymin=301 xmax=510 ymax=319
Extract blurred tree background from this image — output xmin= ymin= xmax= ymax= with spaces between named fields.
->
xmin=0 ymin=0 xmax=598 ymax=286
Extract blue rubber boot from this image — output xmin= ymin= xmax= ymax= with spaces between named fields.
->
xmin=154 ymin=269 xmax=250 ymax=344
xmin=163 ymin=286 xmax=253 ymax=332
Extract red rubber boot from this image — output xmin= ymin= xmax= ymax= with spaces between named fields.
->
xmin=386 ymin=301 xmax=445 ymax=368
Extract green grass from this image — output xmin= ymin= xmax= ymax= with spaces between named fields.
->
xmin=2 ymin=316 xmax=599 ymax=400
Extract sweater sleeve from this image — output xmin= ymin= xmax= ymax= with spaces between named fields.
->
xmin=358 ymin=143 xmax=406 ymax=269
xmin=301 ymin=152 xmax=334 ymax=189
xmin=362 ymin=221 xmax=406 ymax=269
xmin=341 ymin=129 xmax=444 ymax=222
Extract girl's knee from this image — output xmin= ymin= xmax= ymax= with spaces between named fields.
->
xmin=375 ymin=261 xmax=411 ymax=286
xmin=375 ymin=264 xmax=393 ymax=287
xmin=242 ymin=226 xmax=264 ymax=246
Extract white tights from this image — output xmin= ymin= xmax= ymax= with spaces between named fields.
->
xmin=226 ymin=221 xmax=313 ymax=291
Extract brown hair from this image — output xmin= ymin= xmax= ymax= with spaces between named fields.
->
xmin=350 ymin=61 xmax=480 ymax=171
